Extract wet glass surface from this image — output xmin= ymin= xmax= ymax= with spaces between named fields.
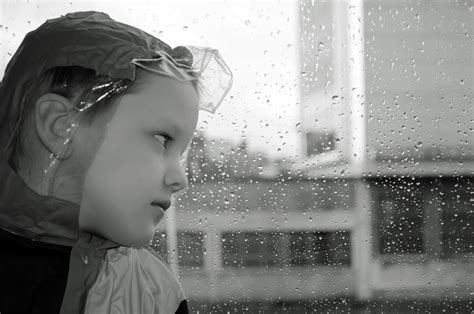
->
xmin=2 ymin=0 xmax=472 ymax=312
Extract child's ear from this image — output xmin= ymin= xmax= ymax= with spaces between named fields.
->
xmin=35 ymin=93 xmax=75 ymax=159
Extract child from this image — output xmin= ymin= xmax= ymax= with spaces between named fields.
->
xmin=0 ymin=11 xmax=232 ymax=313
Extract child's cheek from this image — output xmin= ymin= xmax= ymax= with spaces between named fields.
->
xmin=80 ymin=155 xmax=153 ymax=245
xmin=78 ymin=108 xmax=165 ymax=244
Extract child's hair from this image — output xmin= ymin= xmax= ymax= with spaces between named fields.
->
xmin=10 ymin=52 xmax=200 ymax=171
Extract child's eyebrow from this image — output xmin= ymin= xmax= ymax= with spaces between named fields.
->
xmin=156 ymin=120 xmax=182 ymax=137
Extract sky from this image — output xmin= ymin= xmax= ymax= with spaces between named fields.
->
xmin=0 ymin=0 xmax=303 ymax=159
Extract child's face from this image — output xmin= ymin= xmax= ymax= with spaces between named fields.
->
xmin=78 ymin=74 xmax=199 ymax=247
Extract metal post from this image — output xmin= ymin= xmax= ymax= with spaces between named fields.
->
xmin=347 ymin=0 xmax=367 ymax=171
xmin=345 ymin=0 xmax=372 ymax=301
xmin=166 ymin=204 xmax=179 ymax=276
xmin=351 ymin=179 xmax=373 ymax=300
xmin=203 ymin=229 xmax=223 ymax=297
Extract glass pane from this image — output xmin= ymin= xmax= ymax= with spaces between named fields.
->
xmin=2 ymin=0 xmax=472 ymax=313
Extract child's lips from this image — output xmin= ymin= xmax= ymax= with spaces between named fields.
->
xmin=151 ymin=203 xmax=165 ymax=224
xmin=151 ymin=200 xmax=171 ymax=211
xmin=150 ymin=200 xmax=170 ymax=224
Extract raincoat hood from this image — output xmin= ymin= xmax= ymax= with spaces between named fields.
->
xmin=0 ymin=156 xmax=79 ymax=245
xmin=0 ymin=11 xmax=173 ymax=243
xmin=0 ymin=11 xmax=171 ymax=156
xmin=0 ymin=11 xmax=232 ymax=244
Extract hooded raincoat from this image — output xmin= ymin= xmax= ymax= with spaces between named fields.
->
xmin=0 ymin=11 xmax=201 ymax=314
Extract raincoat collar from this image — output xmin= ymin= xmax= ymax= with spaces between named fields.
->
xmin=0 ymin=154 xmax=117 ymax=249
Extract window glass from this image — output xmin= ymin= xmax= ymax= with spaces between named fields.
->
xmin=2 ymin=0 xmax=472 ymax=312
xmin=178 ymin=231 xmax=205 ymax=268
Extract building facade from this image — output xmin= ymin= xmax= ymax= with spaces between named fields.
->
xmin=152 ymin=0 xmax=473 ymax=308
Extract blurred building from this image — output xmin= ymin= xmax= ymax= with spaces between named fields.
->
xmin=152 ymin=0 xmax=473 ymax=310
xmin=297 ymin=0 xmax=474 ymax=303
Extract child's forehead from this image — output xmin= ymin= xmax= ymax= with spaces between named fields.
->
xmin=116 ymin=75 xmax=199 ymax=123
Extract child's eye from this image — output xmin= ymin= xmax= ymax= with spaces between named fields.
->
xmin=153 ymin=133 xmax=172 ymax=148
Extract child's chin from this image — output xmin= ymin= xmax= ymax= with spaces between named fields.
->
xmin=125 ymin=231 xmax=155 ymax=249
xmin=90 ymin=224 xmax=155 ymax=248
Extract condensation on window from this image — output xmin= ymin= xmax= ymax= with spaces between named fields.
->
xmin=2 ymin=0 xmax=472 ymax=312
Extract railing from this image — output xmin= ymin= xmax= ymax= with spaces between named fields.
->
xmin=158 ymin=180 xmax=374 ymax=301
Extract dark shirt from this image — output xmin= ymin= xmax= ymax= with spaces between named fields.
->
xmin=0 ymin=228 xmax=71 ymax=314
xmin=0 ymin=228 xmax=189 ymax=314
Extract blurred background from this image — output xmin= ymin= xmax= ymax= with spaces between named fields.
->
xmin=1 ymin=0 xmax=473 ymax=312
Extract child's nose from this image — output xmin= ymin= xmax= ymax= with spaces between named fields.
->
xmin=164 ymin=166 xmax=188 ymax=193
